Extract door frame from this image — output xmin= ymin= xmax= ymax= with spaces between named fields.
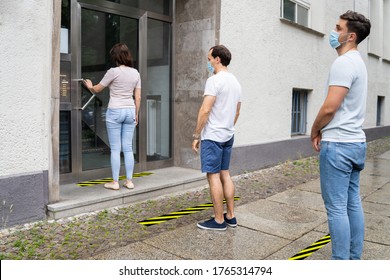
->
xmin=60 ymin=0 xmax=173 ymax=184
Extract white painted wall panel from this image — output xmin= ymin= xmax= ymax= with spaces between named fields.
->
xmin=0 ymin=0 xmax=52 ymax=176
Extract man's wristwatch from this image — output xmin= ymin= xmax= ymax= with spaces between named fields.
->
xmin=192 ymin=134 xmax=200 ymax=140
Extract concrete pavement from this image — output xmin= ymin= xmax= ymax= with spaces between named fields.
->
xmin=91 ymin=151 xmax=390 ymax=260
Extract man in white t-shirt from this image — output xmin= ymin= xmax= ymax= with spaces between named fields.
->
xmin=311 ymin=11 xmax=371 ymax=259
xmin=192 ymin=45 xmax=242 ymax=231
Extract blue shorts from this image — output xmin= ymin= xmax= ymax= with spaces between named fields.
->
xmin=200 ymin=137 xmax=234 ymax=173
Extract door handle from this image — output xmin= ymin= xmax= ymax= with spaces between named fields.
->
xmin=72 ymin=78 xmax=96 ymax=110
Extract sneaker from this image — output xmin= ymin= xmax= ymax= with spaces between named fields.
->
xmin=224 ymin=213 xmax=237 ymax=227
xmin=197 ymin=218 xmax=227 ymax=231
xmin=123 ymin=180 xmax=134 ymax=189
xmin=104 ymin=182 xmax=119 ymax=190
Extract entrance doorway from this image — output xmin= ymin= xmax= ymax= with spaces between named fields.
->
xmin=60 ymin=0 xmax=173 ymax=184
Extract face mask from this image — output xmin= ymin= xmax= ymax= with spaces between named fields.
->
xmin=329 ymin=30 xmax=351 ymax=49
xmin=207 ymin=61 xmax=215 ymax=74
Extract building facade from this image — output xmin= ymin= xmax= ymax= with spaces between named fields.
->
xmin=0 ymin=0 xmax=389 ymax=227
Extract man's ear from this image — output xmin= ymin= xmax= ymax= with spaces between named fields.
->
xmin=350 ymin=32 xmax=357 ymax=43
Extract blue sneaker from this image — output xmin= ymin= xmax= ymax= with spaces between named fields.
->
xmin=224 ymin=213 xmax=237 ymax=227
xmin=197 ymin=218 xmax=227 ymax=231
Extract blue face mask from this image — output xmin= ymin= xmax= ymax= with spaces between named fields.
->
xmin=329 ymin=30 xmax=351 ymax=49
xmin=207 ymin=61 xmax=215 ymax=74
xmin=329 ymin=30 xmax=341 ymax=49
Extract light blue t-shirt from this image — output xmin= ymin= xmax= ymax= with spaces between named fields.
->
xmin=201 ymin=71 xmax=242 ymax=142
xmin=321 ymin=50 xmax=367 ymax=142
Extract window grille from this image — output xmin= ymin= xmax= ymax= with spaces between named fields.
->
xmin=291 ymin=89 xmax=308 ymax=135
xmin=376 ymin=96 xmax=385 ymax=126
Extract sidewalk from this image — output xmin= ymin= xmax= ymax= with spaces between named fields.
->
xmin=91 ymin=150 xmax=390 ymax=260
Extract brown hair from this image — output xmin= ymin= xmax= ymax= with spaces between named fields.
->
xmin=340 ymin=11 xmax=371 ymax=45
xmin=210 ymin=45 xmax=232 ymax=66
xmin=109 ymin=43 xmax=133 ymax=67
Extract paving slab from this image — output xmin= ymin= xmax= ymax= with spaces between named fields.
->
xmin=90 ymin=241 xmax=183 ymax=260
xmin=363 ymin=201 xmax=390 ymax=217
xmin=235 ymin=199 xmax=327 ymax=240
xmin=142 ymin=223 xmax=291 ymax=260
xmin=361 ymin=241 xmax=390 ymax=260
xmin=266 ymin=231 xmax=331 ymax=260
xmin=295 ymin=179 xmax=321 ymax=194
xmin=362 ymin=159 xmax=390 ymax=179
xmin=364 ymin=182 xmax=390 ymax=205
xmin=376 ymin=150 xmax=390 ymax=160
xmin=267 ymin=189 xmax=326 ymax=213
xmin=314 ymin=221 xmax=330 ymax=234
xmin=364 ymin=213 xmax=390 ymax=245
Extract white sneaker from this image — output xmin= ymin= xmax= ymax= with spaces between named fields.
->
xmin=104 ymin=182 xmax=120 ymax=190
xmin=123 ymin=180 xmax=134 ymax=189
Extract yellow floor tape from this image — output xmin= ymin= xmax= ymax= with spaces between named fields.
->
xmin=77 ymin=172 xmax=153 ymax=187
xmin=138 ymin=197 xmax=240 ymax=226
xmin=288 ymin=234 xmax=331 ymax=260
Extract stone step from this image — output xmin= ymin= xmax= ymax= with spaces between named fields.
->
xmin=47 ymin=167 xmax=207 ymax=220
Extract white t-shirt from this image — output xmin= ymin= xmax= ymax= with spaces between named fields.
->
xmin=201 ymin=71 xmax=242 ymax=142
xmin=99 ymin=66 xmax=141 ymax=109
xmin=321 ymin=50 xmax=367 ymax=142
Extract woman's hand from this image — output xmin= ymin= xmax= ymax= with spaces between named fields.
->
xmin=83 ymin=79 xmax=93 ymax=89
xmin=83 ymin=80 xmax=104 ymax=93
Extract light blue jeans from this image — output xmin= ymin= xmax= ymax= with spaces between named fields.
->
xmin=320 ymin=141 xmax=366 ymax=260
xmin=106 ymin=108 xmax=136 ymax=182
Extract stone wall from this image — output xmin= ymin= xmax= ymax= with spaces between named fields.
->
xmin=173 ymin=0 xmax=221 ymax=169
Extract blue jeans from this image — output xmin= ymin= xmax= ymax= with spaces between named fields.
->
xmin=106 ymin=108 xmax=136 ymax=181
xmin=320 ymin=141 xmax=366 ymax=260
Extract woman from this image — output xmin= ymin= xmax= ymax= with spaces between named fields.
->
xmin=84 ymin=43 xmax=141 ymax=190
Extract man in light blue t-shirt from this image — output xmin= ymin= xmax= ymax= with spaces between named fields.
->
xmin=311 ymin=11 xmax=371 ymax=260
xmin=192 ymin=45 xmax=242 ymax=231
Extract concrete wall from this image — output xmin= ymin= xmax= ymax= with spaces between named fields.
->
xmin=173 ymin=0 xmax=221 ymax=169
xmin=0 ymin=0 xmax=54 ymax=227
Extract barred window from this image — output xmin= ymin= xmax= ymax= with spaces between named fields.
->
xmin=377 ymin=96 xmax=385 ymax=126
xmin=291 ymin=89 xmax=308 ymax=135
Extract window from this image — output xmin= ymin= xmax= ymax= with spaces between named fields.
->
xmin=377 ymin=96 xmax=385 ymax=126
xmin=291 ymin=89 xmax=308 ymax=135
xmin=281 ymin=0 xmax=309 ymax=27
xmin=60 ymin=0 xmax=70 ymax=53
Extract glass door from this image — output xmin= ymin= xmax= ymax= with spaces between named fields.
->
xmin=80 ymin=8 xmax=139 ymax=171
xmin=60 ymin=0 xmax=173 ymax=184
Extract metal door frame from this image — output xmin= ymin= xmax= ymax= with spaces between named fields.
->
xmin=60 ymin=0 xmax=173 ymax=184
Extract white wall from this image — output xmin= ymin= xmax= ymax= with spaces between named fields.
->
xmin=219 ymin=0 xmax=388 ymax=147
xmin=0 ymin=0 xmax=53 ymax=176
xmin=366 ymin=0 xmax=390 ymax=127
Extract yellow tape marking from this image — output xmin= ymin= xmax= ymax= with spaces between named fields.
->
xmin=288 ymin=234 xmax=331 ymax=260
xmin=77 ymin=172 xmax=153 ymax=187
xmin=138 ymin=197 xmax=241 ymax=226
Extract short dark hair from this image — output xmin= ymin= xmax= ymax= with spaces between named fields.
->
xmin=210 ymin=45 xmax=231 ymax=66
xmin=109 ymin=43 xmax=133 ymax=67
xmin=340 ymin=11 xmax=371 ymax=45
